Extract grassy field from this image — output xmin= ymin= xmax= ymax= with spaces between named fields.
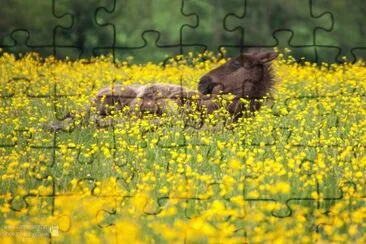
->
xmin=0 ymin=50 xmax=365 ymax=243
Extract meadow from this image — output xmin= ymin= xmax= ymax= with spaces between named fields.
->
xmin=0 ymin=50 xmax=365 ymax=243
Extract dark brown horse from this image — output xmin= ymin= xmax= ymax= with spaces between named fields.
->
xmin=47 ymin=51 xmax=278 ymax=130
xmin=94 ymin=50 xmax=278 ymax=117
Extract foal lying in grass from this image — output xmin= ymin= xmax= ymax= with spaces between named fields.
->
xmin=48 ymin=51 xmax=278 ymax=130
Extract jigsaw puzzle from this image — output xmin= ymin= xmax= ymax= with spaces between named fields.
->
xmin=0 ymin=0 xmax=365 ymax=242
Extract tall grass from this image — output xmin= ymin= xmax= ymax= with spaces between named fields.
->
xmin=0 ymin=50 xmax=365 ymax=243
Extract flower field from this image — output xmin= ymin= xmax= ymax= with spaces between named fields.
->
xmin=0 ymin=50 xmax=365 ymax=243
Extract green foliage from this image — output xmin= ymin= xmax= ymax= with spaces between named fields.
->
xmin=0 ymin=0 xmax=365 ymax=62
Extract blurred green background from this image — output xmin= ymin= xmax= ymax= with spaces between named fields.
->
xmin=1 ymin=0 xmax=365 ymax=63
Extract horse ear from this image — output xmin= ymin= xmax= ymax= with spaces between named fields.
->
xmin=257 ymin=51 xmax=278 ymax=63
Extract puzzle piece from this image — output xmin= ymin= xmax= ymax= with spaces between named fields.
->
xmin=181 ymin=0 xmax=242 ymax=56
xmin=224 ymin=0 xmax=333 ymax=62
xmin=312 ymin=0 xmax=366 ymax=63
xmin=272 ymin=180 xmax=347 ymax=218
xmin=52 ymin=0 xmax=115 ymax=59
xmin=94 ymin=0 xmax=199 ymax=62
xmin=0 ymin=0 xmax=71 ymax=56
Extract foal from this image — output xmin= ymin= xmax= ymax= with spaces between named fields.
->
xmin=94 ymin=50 xmax=278 ymax=118
xmin=49 ymin=51 xmax=278 ymax=130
